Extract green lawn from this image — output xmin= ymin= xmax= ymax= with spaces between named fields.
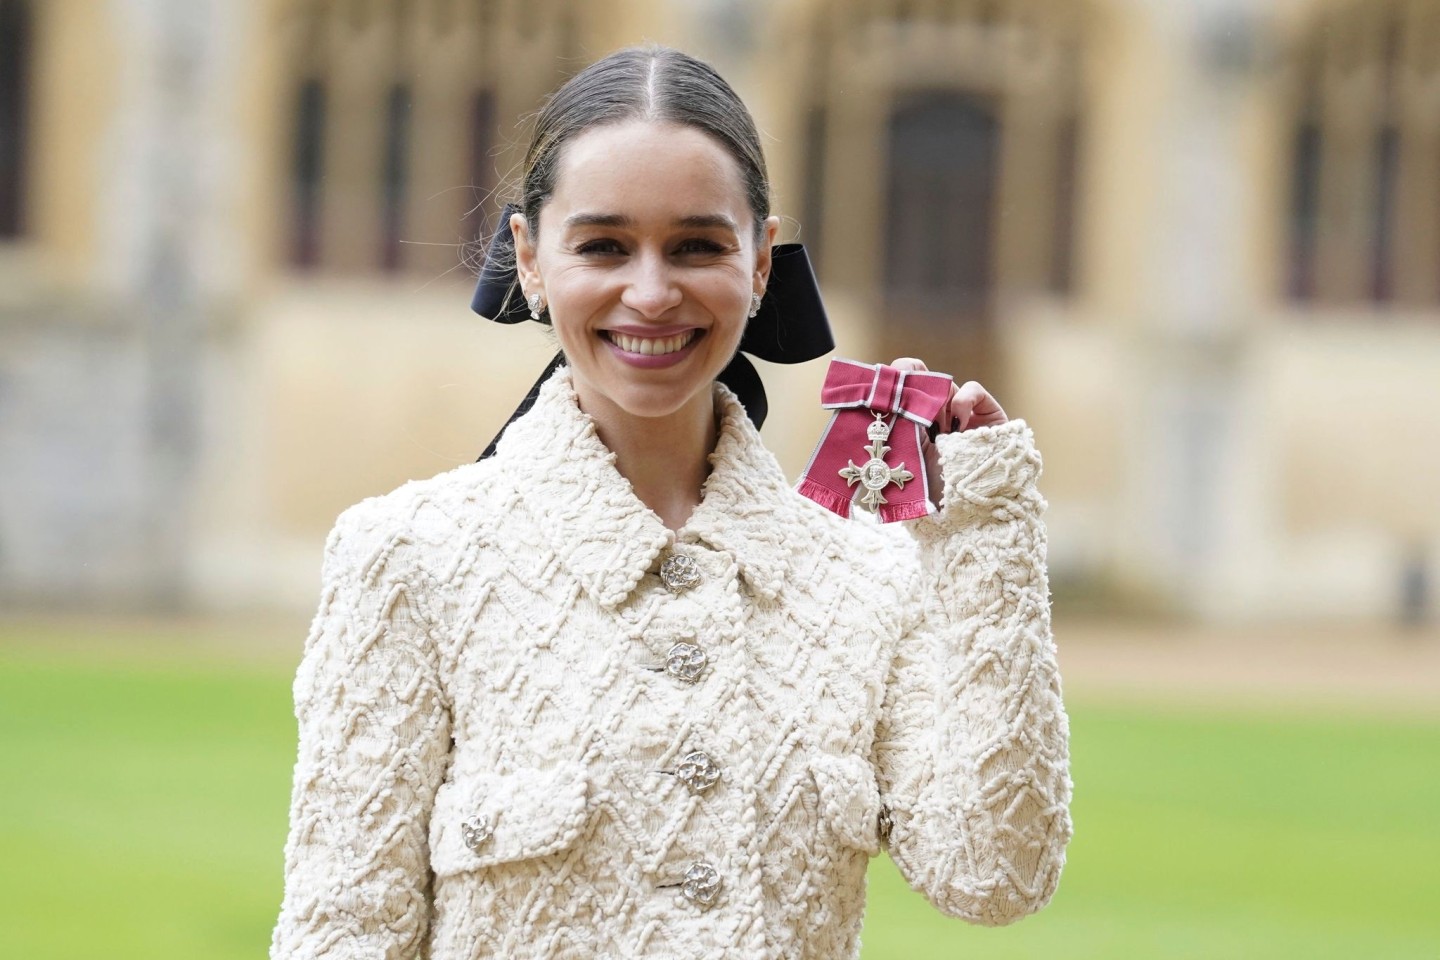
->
xmin=1 ymin=647 xmax=1436 ymax=959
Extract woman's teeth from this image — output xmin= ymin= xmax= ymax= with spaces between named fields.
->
xmin=606 ymin=330 xmax=697 ymax=356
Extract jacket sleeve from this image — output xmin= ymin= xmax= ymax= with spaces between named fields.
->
xmin=270 ymin=502 xmax=453 ymax=959
xmin=872 ymin=418 xmax=1073 ymax=926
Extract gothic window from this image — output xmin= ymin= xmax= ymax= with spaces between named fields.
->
xmin=461 ymin=88 xmax=497 ymax=245
xmin=1052 ymin=114 xmax=1081 ymax=295
xmin=883 ymin=91 xmax=1000 ymax=325
xmin=379 ymin=83 xmax=412 ymax=271
xmin=1285 ymin=1 xmax=1440 ymax=306
xmin=1287 ymin=119 xmax=1321 ymax=301
xmin=1371 ymin=123 xmax=1399 ymax=302
xmin=279 ymin=0 xmax=577 ymax=275
xmin=793 ymin=2 xmax=1086 ymax=388
xmin=290 ymin=79 xmax=326 ymax=268
xmin=799 ymin=103 xmax=828 ymax=274
xmin=0 ymin=0 xmax=31 ymax=239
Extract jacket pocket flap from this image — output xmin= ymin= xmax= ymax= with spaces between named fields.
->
xmin=430 ymin=761 xmax=590 ymax=875
xmin=810 ymin=752 xmax=880 ymax=855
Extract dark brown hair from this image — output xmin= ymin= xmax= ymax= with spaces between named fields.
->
xmin=516 ymin=44 xmax=770 ymax=239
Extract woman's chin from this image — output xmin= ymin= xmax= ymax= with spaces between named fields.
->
xmin=609 ymin=385 xmax=711 ymax=421
xmin=573 ymin=371 xmax=717 ymax=424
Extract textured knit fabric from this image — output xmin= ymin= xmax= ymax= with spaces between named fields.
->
xmin=269 ymin=365 xmax=1072 ymax=960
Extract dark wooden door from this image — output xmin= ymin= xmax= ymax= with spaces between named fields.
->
xmin=881 ymin=91 xmax=999 ymax=391
xmin=0 ymin=0 xmax=31 ymax=238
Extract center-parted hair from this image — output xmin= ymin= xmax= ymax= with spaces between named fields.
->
xmin=517 ymin=45 xmax=771 ymax=239
xmin=471 ymin=44 xmax=829 ymax=452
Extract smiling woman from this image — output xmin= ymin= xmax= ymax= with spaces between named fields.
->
xmin=515 ymin=121 xmax=767 ymax=415
xmin=269 ymin=44 xmax=1072 ymax=960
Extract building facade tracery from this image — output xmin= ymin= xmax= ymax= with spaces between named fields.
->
xmin=0 ymin=0 xmax=1436 ymax=621
xmin=1286 ymin=0 xmax=1440 ymax=306
xmin=276 ymin=0 xmax=582 ymax=277
xmin=778 ymin=0 xmax=1087 ymax=391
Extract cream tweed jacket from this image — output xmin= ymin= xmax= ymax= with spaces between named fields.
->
xmin=269 ymin=366 xmax=1072 ymax=960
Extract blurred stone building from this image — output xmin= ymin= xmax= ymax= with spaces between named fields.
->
xmin=1 ymin=0 xmax=1437 ymax=621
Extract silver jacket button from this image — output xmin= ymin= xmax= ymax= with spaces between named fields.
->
xmin=681 ymin=860 xmax=722 ymax=906
xmin=676 ymin=751 xmax=721 ymax=794
xmin=665 ymin=641 xmax=708 ymax=684
xmin=461 ymin=814 xmax=493 ymax=852
xmin=660 ymin=554 xmax=702 ymax=592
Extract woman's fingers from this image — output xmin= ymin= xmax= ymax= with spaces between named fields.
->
xmin=885 ymin=358 xmax=1008 ymax=500
xmin=952 ymin=380 xmax=1008 ymax=431
xmin=889 ymin=359 xmax=1010 ymax=433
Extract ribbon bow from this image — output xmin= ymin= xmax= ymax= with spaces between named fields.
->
xmin=796 ymin=359 xmax=954 ymax=523
xmin=472 ymin=204 xmax=835 ymax=460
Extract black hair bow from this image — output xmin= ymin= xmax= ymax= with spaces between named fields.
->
xmin=472 ymin=203 xmax=834 ymax=460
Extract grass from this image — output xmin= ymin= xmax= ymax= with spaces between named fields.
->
xmin=0 ymin=646 xmax=1437 ymax=959
xmin=862 ymin=707 xmax=1440 ymax=959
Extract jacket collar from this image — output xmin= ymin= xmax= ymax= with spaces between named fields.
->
xmin=489 ymin=365 xmax=795 ymax=609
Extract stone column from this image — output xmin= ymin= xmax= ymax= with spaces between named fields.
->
xmin=1113 ymin=0 xmax=1275 ymax=619
xmin=103 ymin=0 xmax=238 ymax=606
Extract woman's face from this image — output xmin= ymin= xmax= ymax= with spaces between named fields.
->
xmin=513 ymin=119 xmax=778 ymax=423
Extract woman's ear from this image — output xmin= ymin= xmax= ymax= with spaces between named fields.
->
xmin=754 ymin=214 xmax=781 ymax=290
xmin=511 ymin=211 xmax=542 ymax=296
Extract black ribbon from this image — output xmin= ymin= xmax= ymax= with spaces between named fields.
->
xmin=472 ymin=203 xmax=834 ymax=460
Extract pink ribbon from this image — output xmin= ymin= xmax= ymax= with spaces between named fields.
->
xmin=796 ymin=359 xmax=954 ymax=523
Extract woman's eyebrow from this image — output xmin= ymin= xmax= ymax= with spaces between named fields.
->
xmin=561 ymin=212 xmax=738 ymax=231
xmin=563 ymin=212 xmax=631 ymax=228
xmin=676 ymin=214 xmax=738 ymax=232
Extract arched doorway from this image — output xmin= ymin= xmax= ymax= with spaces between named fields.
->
xmin=790 ymin=1 xmax=1088 ymax=393
xmin=881 ymin=90 xmax=1001 ymax=385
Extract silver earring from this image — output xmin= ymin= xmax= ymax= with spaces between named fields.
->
xmin=528 ymin=292 xmax=545 ymax=320
xmin=748 ymin=292 xmax=763 ymax=319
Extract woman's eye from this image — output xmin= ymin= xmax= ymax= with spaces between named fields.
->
xmin=575 ymin=239 xmax=624 ymax=255
xmin=573 ymin=237 xmax=727 ymax=257
xmin=676 ymin=238 xmax=726 ymax=255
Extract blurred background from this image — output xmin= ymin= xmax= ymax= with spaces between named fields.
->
xmin=0 ymin=0 xmax=1437 ymax=958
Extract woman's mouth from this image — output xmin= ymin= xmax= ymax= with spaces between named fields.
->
xmin=601 ymin=329 xmax=699 ymax=356
xmin=598 ymin=328 xmax=704 ymax=369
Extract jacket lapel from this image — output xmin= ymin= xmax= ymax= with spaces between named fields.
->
xmin=488 ymin=366 xmax=796 ymax=608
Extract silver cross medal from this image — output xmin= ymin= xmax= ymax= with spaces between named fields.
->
xmin=839 ymin=412 xmax=915 ymax=511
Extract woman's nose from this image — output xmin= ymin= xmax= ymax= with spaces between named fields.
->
xmin=619 ymin=253 xmax=682 ymax=318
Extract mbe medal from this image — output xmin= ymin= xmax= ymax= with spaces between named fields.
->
xmin=838 ymin=413 xmax=915 ymax=511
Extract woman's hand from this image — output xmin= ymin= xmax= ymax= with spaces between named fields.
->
xmin=890 ymin=357 xmax=1008 ymax=433
xmin=890 ymin=357 xmax=1008 ymax=505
